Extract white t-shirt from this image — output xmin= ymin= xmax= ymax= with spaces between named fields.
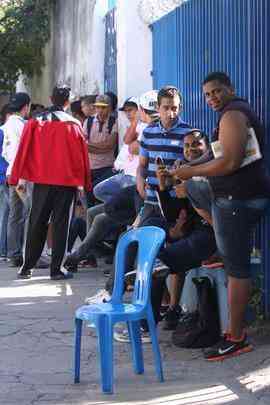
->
xmin=2 ymin=115 xmax=25 ymax=176
xmin=114 ymin=121 xmax=148 ymax=177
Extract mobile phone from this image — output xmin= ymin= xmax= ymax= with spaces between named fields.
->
xmin=155 ymin=156 xmax=165 ymax=168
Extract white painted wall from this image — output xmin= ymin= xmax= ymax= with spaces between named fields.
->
xmin=90 ymin=0 xmax=109 ymax=94
xmin=116 ymin=0 xmax=153 ymax=142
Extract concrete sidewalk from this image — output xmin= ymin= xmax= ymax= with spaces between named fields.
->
xmin=0 ymin=261 xmax=270 ymax=405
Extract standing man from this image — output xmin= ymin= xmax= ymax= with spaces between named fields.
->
xmin=93 ymin=96 xmax=140 ymax=202
xmin=0 ymin=104 xmax=12 ymax=261
xmin=171 ymin=72 xmax=270 ymax=360
xmin=85 ymin=94 xmax=118 ymax=206
xmin=81 ymin=95 xmax=97 ymax=134
xmin=9 ymin=86 xmax=90 ymax=280
xmin=2 ymin=93 xmax=31 ymax=267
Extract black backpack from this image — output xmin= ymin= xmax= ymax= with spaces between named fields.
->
xmin=172 ymin=276 xmax=221 ymax=348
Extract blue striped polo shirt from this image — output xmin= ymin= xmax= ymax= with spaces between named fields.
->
xmin=140 ymin=117 xmax=191 ymax=204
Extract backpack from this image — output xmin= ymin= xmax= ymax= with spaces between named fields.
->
xmin=86 ymin=115 xmax=116 ymax=142
xmin=172 ymin=276 xmax=221 ymax=348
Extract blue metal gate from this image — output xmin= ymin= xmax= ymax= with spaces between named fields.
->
xmin=104 ymin=8 xmax=117 ymax=94
xmin=152 ymin=0 xmax=270 ymax=316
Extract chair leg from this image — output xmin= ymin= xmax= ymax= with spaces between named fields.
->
xmin=147 ymin=314 xmax=164 ymax=382
xmin=97 ymin=316 xmax=114 ymax=394
xmin=74 ymin=318 xmax=83 ymax=383
xmin=128 ymin=320 xmax=144 ymax=374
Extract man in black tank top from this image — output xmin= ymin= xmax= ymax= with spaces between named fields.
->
xmin=169 ymin=72 xmax=270 ymax=361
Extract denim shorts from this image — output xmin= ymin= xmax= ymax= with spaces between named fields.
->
xmin=212 ymin=197 xmax=270 ymax=278
xmin=186 ymin=179 xmax=212 ymax=214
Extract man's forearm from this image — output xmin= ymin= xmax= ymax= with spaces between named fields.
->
xmin=88 ymin=145 xmax=112 ymax=154
xmin=190 ymin=156 xmax=241 ymax=177
xmin=137 ymin=164 xmax=147 ymax=179
xmin=88 ymin=140 xmax=115 ymax=153
xmin=124 ymin=122 xmax=138 ymax=144
xmin=188 ymin=150 xmax=214 ymax=166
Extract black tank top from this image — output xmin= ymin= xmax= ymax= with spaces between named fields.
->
xmin=208 ymin=98 xmax=270 ymax=199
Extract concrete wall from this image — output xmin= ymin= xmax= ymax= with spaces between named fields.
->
xmin=23 ymin=0 xmax=108 ymax=104
xmin=29 ymin=39 xmax=54 ymax=106
xmin=53 ymin=0 xmax=97 ymax=98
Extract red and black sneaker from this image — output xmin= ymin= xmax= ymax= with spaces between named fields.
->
xmin=204 ymin=333 xmax=253 ymax=361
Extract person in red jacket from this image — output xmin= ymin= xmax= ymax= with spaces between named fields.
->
xmin=10 ymin=86 xmax=91 ymax=280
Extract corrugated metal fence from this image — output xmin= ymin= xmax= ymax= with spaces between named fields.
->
xmin=104 ymin=8 xmax=117 ymax=94
xmin=152 ymin=0 xmax=270 ymax=316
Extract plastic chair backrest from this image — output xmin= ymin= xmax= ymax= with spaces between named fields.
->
xmin=111 ymin=226 xmax=166 ymax=305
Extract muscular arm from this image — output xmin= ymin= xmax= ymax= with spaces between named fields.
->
xmin=171 ymin=111 xmax=248 ymax=180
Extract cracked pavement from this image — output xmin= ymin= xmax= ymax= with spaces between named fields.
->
xmin=0 ymin=261 xmax=270 ymax=404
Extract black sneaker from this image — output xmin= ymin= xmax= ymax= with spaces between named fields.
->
xmin=17 ymin=269 xmax=32 ymax=279
xmin=160 ymin=304 xmax=169 ymax=319
xmin=64 ymin=256 xmax=78 ymax=273
xmin=204 ymin=334 xmax=253 ymax=362
xmin=103 ymin=268 xmax=111 ymax=277
xmin=163 ymin=306 xmax=181 ymax=330
xmin=50 ymin=272 xmax=73 ymax=281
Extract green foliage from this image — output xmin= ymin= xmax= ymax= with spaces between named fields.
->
xmin=0 ymin=0 xmax=52 ymax=92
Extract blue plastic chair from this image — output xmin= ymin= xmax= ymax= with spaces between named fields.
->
xmin=74 ymin=226 xmax=166 ymax=393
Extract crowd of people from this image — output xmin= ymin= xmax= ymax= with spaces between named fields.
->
xmin=0 ymin=71 xmax=270 ymax=361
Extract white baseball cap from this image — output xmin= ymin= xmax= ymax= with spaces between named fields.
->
xmin=119 ymin=96 xmax=138 ymax=111
xmin=139 ymin=90 xmax=158 ymax=112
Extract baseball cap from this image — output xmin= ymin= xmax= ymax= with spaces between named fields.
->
xmin=139 ymin=90 xmax=158 ymax=112
xmin=94 ymin=95 xmax=111 ymax=107
xmin=119 ymin=97 xmax=138 ymax=111
xmin=9 ymin=92 xmax=31 ymax=112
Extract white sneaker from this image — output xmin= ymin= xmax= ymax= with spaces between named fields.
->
xmin=113 ymin=328 xmax=151 ymax=343
xmin=85 ymin=289 xmax=111 ymax=305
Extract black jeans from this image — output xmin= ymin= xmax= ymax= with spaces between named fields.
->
xmin=86 ymin=167 xmax=114 ymax=207
xmin=21 ymin=184 xmax=75 ymax=276
xmin=67 ymin=217 xmax=86 ymax=252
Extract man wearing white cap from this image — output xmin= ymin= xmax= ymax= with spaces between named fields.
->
xmin=94 ymin=91 xmax=159 ymax=203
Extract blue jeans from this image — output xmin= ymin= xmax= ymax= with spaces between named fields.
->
xmin=212 ymin=197 xmax=270 ymax=278
xmin=93 ymin=172 xmax=136 ymax=203
xmin=0 ymin=184 xmax=9 ymax=256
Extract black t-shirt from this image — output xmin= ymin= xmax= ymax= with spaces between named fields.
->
xmin=157 ymin=189 xmax=210 ymax=236
xmin=208 ymin=98 xmax=270 ymax=199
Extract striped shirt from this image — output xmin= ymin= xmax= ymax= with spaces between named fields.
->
xmin=140 ymin=117 xmax=191 ymax=204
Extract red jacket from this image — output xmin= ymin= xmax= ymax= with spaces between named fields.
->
xmin=9 ymin=118 xmax=91 ymax=191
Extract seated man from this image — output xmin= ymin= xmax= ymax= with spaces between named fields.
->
xmin=84 ymin=131 xmax=217 ymax=340
xmin=113 ymin=130 xmax=218 ymax=342
xmin=64 ymin=185 xmax=139 ymax=274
